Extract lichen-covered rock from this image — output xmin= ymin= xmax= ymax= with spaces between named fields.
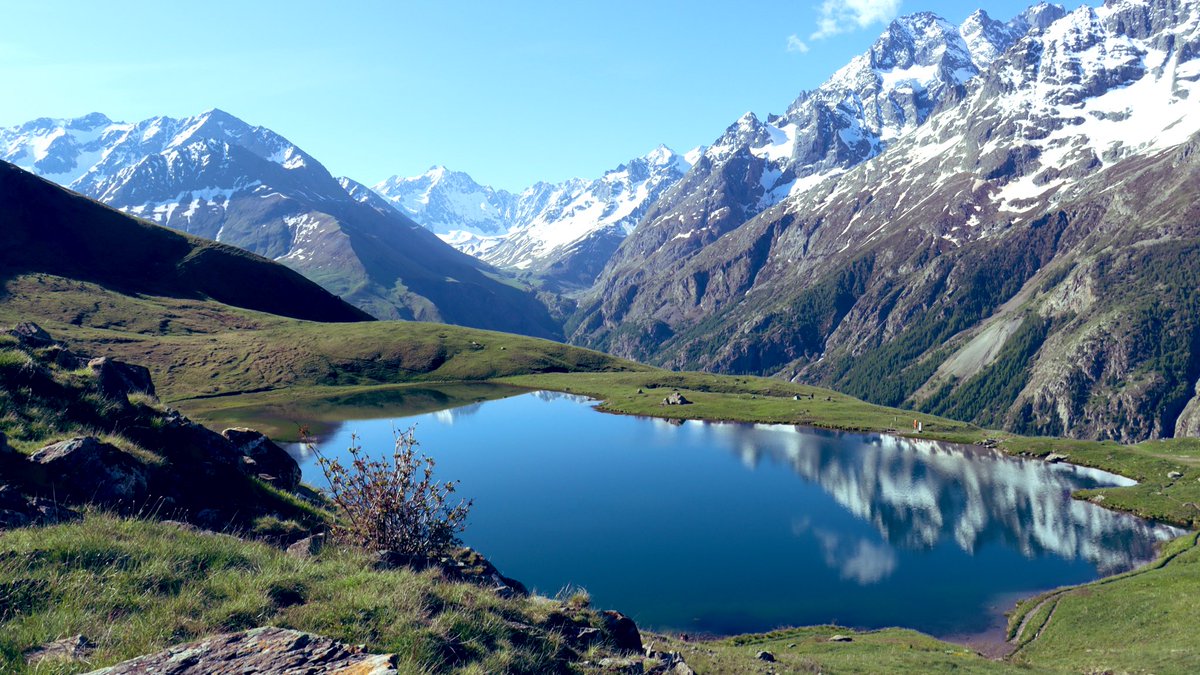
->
xmin=29 ymin=437 xmax=151 ymax=508
xmin=82 ymin=627 xmax=398 ymax=674
xmin=127 ymin=410 xmax=241 ymax=469
xmin=223 ymin=428 xmax=301 ymax=490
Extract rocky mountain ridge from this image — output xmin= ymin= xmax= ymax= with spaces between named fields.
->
xmin=0 ymin=110 xmax=560 ymax=338
xmin=576 ymin=3 xmax=1068 ymax=325
xmin=367 ymin=145 xmax=697 ymax=287
xmin=569 ymin=0 xmax=1200 ymax=442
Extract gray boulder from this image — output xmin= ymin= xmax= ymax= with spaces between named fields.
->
xmin=25 ymin=635 xmax=96 ymax=666
xmin=29 ymin=437 xmax=151 ymax=508
xmin=81 ymin=627 xmax=398 ymax=674
xmin=662 ymin=392 xmax=692 ymax=406
xmin=222 ymin=428 xmax=301 ymax=490
xmin=286 ymin=533 xmax=327 ymax=558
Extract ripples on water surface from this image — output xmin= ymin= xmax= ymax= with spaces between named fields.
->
xmin=287 ymin=389 xmax=1181 ymax=637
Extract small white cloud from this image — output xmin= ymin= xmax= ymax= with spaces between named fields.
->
xmin=810 ymin=0 xmax=902 ymax=40
xmin=786 ymin=34 xmax=811 ymax=53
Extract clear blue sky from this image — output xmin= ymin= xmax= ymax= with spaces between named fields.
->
xmin=0 ymin=0 xmax=1098 ymax=191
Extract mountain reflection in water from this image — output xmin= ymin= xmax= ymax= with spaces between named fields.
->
xmin=700 ymin=422 xmax=1175 ymax=579
xmin=288 ymin=389 xmax=1182 ymax=636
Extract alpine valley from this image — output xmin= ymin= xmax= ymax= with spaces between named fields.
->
xmin=7 ymin=1 xmax=1200 ymax=673
xmin=5 ymin=0 xmax=1200 ymax=445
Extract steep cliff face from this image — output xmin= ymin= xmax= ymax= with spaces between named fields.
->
xmin=570 ymin=0 xmax=1200 ymax=442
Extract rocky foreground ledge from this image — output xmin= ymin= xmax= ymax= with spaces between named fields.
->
xmin=82 ymin=627 xmax=399 ymax=674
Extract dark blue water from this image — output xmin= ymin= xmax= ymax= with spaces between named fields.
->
xmin=288 ymin=390 xmax=1181 ymax=638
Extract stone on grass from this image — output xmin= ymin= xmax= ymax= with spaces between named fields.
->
xmin=0 ymin=483 xmax=79 ymax=529
xmin=25 ymin=634 xmax=96 ymax=665
xmin=8 ymin=322 xmax=55 ymax=348
xmin=1044 ymin=453 xmax=1069 ymax=464
xmin=29 ymin=437 xmax=151 ymax=507
xmin=829 ymin=634 xmax=854 ymax=642
xmin=602 ymin=610 xmax=644 ymax=653
xmin=1168 ymin=471 xmax=1184 ymax=480
xmin=755 ymin=650 xmax=776 ymax=661
xmin=662 ymin=392 xmax=692 ymax=406
xmin=286 ymin=533 xmax=327 ymax=558
xmin=80 ymin=627 xmax=397 ymax=674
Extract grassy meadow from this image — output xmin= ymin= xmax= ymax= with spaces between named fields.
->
xmin=5 ymin=271 xmax=1200 ymax=672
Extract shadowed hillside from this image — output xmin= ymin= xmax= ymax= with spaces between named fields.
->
xmin=0 ymin=160 xmax=372 ymax=324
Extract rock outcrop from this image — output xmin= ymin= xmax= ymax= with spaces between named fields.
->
xmin=28 ymin=437 xmax=151 ymax=506
xmin=374 ymin=547 xmax=529 ymax=598
xmin=0 ymin=482 xmax=77 ymax=528
xmin=662 ymin=392 xmax=692 ymax=406
xmin=0 ymin=324 xmax=310 ymax=533
xmin=223 ymin=427 xmax=302 ymax=490
xmin=8 ymin=321 xmax=55 ymax=348
xmin=81 ymin=627 xmax=399 ymax=674
xmin=87 ymin=357 xmax=155 ymax=401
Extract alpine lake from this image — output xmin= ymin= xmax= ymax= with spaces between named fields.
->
xmin=200 ymin=384 xmax=1182 ymax=642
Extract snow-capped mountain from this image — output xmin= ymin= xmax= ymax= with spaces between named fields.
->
xmin=571 ymin=0 xmax=1200 ymax=441
xmin=587 ymin=4 xmax=1066 ymax=295
xmin=373 ymin=166 xmax=514 ymax=238
xmin=0 ymin=109 xmax=561 ymax=338
xmin=366 ymin=145 xmax=696 ymax=287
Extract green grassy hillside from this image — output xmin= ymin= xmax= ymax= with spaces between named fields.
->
xmin=0 ymin=515 xmax=635 ymax=674
xmin=0 ymin=161 xmax=371 ymax=324
xmin=0 ymin=274 xmax=645 ymax=403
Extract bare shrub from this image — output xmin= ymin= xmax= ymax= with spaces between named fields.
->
xmin=310 ymin=426 xmax=471 ymax=558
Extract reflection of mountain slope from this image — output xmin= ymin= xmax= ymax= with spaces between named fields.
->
xmin=702 ymin=422 xmax=1178 ymax=575
xmin=531 ymin=390 xmax=599 ymax=406
xmin=434 ymin=402 xmax=485 ymax=425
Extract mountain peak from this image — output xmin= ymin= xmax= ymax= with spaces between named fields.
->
xmin=72 ymin=112 xmax=113 ymax=129
xmin=198 ymin=107 xmax=240 ymax=123
xmin=643 ymin=144 xmax=678 ymax=165
xmin=1018 ymin=2 xmax=1068 ymax=32
xmin=964 ymin=8 xmax=993 ymax=23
